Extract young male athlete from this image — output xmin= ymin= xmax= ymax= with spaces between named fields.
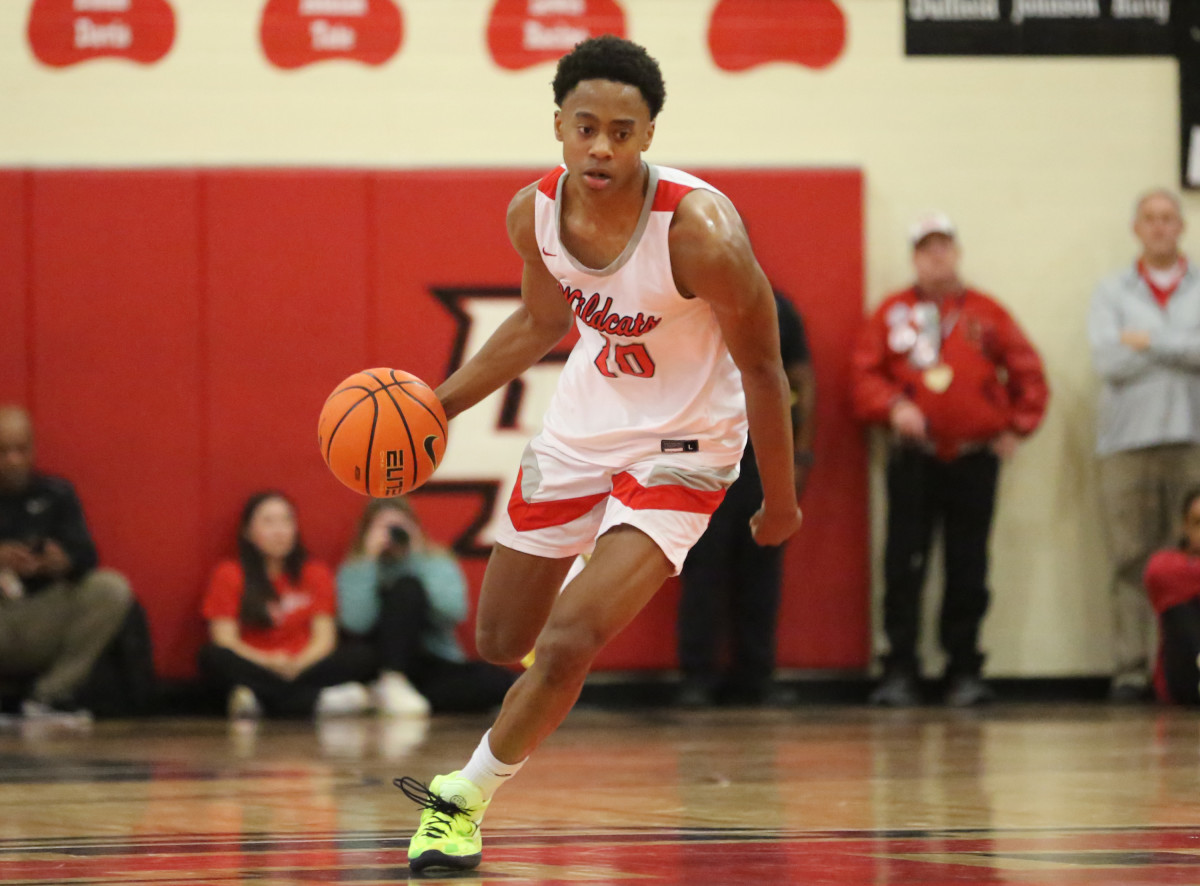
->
xmin=398 ymin=35 xmax=803 ymax=873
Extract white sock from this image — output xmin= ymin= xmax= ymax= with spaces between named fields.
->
xmin=459 ymin=730 xmax=526 ymax=801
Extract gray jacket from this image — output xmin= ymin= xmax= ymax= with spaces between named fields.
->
xmin=1088 ymin=262 xmax=1200 ymax=456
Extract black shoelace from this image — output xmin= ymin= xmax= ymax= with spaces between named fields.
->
xmin=394 ymin=776 xmax=470 ymax=838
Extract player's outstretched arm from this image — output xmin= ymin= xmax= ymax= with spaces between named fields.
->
xmin=434 ymin=184 xmax=574 ymax=420
xmin=670 ymin=190 xmax=802 ymax=546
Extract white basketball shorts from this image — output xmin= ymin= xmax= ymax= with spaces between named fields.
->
xmin=494 ymin=433 xmax=741 ymax=575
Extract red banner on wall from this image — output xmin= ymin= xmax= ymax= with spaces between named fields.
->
xmin=260 ymin=0 xmax=403 ymax=70
xmin=27 ymin=0 xmax=176 ymax=68
xmin=708 ymin=0 xmax=846 ymax=72
xmin=487 ymin=0 xmax=626 ymax=71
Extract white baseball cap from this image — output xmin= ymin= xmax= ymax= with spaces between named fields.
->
xmin=908 ymin=210 xmax=956 ymax=246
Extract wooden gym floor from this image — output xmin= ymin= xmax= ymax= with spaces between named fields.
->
xmin=1 ymin=702 xmax=1199 ymax=884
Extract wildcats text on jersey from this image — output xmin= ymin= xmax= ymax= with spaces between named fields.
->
xmin=560 ymin=282 xmax=661 ymax=337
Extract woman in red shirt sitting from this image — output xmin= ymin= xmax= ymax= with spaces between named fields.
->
xmin=199 ymin=491 xmax=375 ymax=718
xmin=1143 ymin=488 xmax=1200 ymax=705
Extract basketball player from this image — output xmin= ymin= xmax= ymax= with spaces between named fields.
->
xmin=398 ymin=35 xmax=803 ymax=873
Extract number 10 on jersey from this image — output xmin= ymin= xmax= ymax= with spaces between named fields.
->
xmin=593 ymin=336 xmax=656 ymax=379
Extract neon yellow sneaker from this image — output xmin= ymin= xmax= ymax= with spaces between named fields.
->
xmin=396 ymin=771 xmax=489 ymax=873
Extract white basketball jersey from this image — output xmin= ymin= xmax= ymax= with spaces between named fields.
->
xmin=534 ymin=163 xmax=748 ymax=467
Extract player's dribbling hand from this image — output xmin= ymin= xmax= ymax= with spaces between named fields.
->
xmin=749 ymin=504 xmax=803 ymax=547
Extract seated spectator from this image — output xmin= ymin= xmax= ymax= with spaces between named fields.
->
xmin=337 ymin=499 xmax=515 ymax=714
xmin=1143 ymin=487 xmax=1200 ymax=705
xmin=0 ymin=405 xmax=133 ymax=723
xmin=199 ymin=491 xmax=375 ymax=719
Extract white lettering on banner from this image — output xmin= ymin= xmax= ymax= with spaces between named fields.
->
xmin=74 ymin=17 xmax=132 ymax=49
xmin=524 ymin=20 xmax=588 ymax=50
xmin=311 ymin=19 xmax=356 ymax=51
xmin=1188 ymin=126 xmax=1200 ymax=189
xmin=73 ymin=0 xmax=130 ymax=11
xmin=1111 ymin=0 xmax=1170 ymax=25
xmin=528 ymin=0 xmax=586 ymax=14
xmin=435 ymin=295 xmax=563 ymax=548
xmin=1011 ymin=0 xmax=1100 ymax=25
xmin=299 ymin=0 xmax=368 ymax=16
xmin=908 ymin=0 xmax=1000 ymax=21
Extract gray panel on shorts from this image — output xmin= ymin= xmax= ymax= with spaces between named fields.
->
xmin=645 ymin=463 xmax=739 ymax=491
xmin=518 ymin=444 xmax=544 ymax=500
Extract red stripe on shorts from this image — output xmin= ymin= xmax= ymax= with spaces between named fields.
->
xmin=610 ymin=471 xmax=726 ymax=515
xmin=507 ymin=468 xmax=609 ymax=530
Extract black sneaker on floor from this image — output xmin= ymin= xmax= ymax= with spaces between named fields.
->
xmin=675 ymin=679 xmax=716 ymax=709
xmin=1108 ymin=683 xmax=1153 ymax=704
xmin=944 ymin=674 xmax=996 ymax=707
xmin=868 ymin=672 xmax=920 ymax=707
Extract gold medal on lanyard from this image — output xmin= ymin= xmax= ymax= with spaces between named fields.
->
xmin=913 ymin=299 xmax=956 ymax=393
xmin=923 ymin=364 xmax=954 ymax=393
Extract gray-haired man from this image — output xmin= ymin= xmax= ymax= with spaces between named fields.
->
xmin=1088 ymin=189 xmax=1200 ymax=701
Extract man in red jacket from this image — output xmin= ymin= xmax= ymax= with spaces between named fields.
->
xmin=851 ymin=212 xmax=1048 ymax=706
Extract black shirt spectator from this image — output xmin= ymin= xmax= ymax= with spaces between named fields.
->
xmin=0 ymin=474 xmax=98 ymax=593
xmin=0 ymin=405 xmax=133 ymax=719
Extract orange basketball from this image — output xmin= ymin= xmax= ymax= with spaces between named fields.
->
xmin=317 ymin=368 xmax=448 ymax=497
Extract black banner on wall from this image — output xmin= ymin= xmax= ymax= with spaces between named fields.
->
xmin=905 ymin=0 xmax=1171 ymax=56
xmin=1179 ymin=2 xmax=1200 ymax=190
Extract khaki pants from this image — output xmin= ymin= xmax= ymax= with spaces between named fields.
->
xmin=0 ymin=569 xmax=132 ymax=704
xmin=1098 ymin=444 xmax=1200 ymax=689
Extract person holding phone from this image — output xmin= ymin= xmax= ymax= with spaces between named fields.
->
xmin=0 ymin=404 xmax=133 ymax=721
xmin=337 ymin=498 xmax=514 ymax=716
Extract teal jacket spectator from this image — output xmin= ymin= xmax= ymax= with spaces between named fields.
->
xmin=337 ymin=548 xmax=468 ymax=664
xmin=336 ymin=498 xmax=514 ymax=715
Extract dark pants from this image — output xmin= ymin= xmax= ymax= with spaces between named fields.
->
xmin=882 ymin=446 xmax=999 ymax=678
xmin=198 ymin=642 xmax=375 ymax=718
xmin=677 ymin=459 xmax=784 ymax=696
xmin=1158 ymin=600 xmax=1200 ymax=704
xmin=361 ymin=576 xmax=514 ymax=714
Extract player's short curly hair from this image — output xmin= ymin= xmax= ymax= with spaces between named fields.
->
xmin=552 ymin=35 xmax=666 ymax=119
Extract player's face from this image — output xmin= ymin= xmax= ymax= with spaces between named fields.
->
xmin=1134 ymin=193 xmax=1184 ymax=263
xmin=912 ymin=233 xmax=960 ymax=291
xmin=1184 ymin=497 xmax=1200 ymax=555
xmin=245 ymin=496 xmax=298 ymax=562
xmin=554 ymin=79 xmax=655 ymax=193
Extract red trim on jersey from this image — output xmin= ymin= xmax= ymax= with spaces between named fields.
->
xmin=1138 ymin=258 xmax=1188 ymax=309
xmin=610 ymin=471 xmax=726 ymax=515
xmin=651 ymin=179 xmax=694 ymax=212
xmin=507 ymin=468 xmax=609 ymax=530
xmin=537 ymin=167 xmax=567 ymax=199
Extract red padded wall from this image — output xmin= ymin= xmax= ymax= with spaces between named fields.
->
xmin=707 ymin=168 xmax=869 ymax=667
xmin=0 ymin=172 xmax=28 ymax=405
xmin=27 ymin=172 xmax=204 ymax=673
xmin=202 ymin=172 xmax=372 ymax=574
xmin=10 ymin=167 xmax=866 ymax=679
